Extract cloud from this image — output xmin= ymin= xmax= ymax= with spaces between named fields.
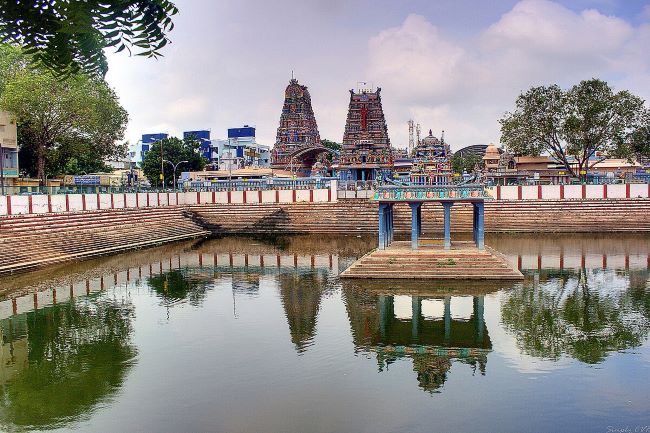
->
xmin=106 ymin=0 xmax=650 ymax=152
xmin=365 ymin=0 xmax=650 ymax=149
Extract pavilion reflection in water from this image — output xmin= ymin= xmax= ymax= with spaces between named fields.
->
xmin=343 ymin=284 xmax=493 ymax=393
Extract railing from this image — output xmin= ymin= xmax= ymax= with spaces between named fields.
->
xmin=183 ymin=177 xmax=335 ymax=191
xmin=373 ymin=184 xmax=490 ymax=201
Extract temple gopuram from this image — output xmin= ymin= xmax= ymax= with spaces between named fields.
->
xmin=410 ymin=129 xmax=453 ymax=185
xmin=337 ymin=85 xmax=393 ymax=182
xmin=271 ymin=78 xmax=332 ymax=175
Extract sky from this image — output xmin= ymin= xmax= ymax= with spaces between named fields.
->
xmin=105 ymin=0 xmax=650 ymax=152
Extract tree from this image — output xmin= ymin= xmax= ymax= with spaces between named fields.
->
xmin=0 ymin=56 xmax=128 ymax=181
xmin=499 ymin=79 xmax=650 ymax=180
xmin=451 ymin=152 xmax=482 ymax=175
xmin=321 ymin=139 xmax=341 ymax=152
xmin=0 ymin=1 xmax=178 ymax=77
xmin=141 ymin=136 xmax=207 ymax=187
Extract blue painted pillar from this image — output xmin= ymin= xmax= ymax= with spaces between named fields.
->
xmin=473 ymin=201 xmax=485 ymax=250
xmin=409 ymin=202 xmax=421 ymax=250
xmin=378 ymin=203 xmax=387 ymax=250
xmin=472 ymin=203 xmax=477 ymax=245
xmin=388 ymin=204 xmax=394 ymax=245
xmin=361 ymin=169 xmax=366 ymax=182
xmin=417 ymin=204 xmax=422 ymax=236
xmin=442 ymin=202 xmax=453 ymax=250
xmin=444 ymin=296 xmax=451 ymax=343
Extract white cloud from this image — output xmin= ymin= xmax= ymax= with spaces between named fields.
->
xmin=365 ymin=0 xmax=650 ymax=149
xmin=106 ymin=0 xmax=650 ymax=152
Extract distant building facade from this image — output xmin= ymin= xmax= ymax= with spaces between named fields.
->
xmin=210 ymin=126 xmax=270 ymax=170
xmin=0 ymin=111 xmax=19 ymax=182
xmin=128 ymin=133 xmax=168 ymax=167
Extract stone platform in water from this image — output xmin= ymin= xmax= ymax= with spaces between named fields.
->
xmin=341 ymin=240 xmax=523 ymax=280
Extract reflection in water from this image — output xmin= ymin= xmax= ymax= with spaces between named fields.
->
xmin=343 ymin=284 xmax=492 ymax=393
xmin=278 ymin=271 xmax=332 ymax=354
xmin=148 ymin=269 xmax=213 ymax=307
xmin=0 ymin=295 xmax=137 ymax=431
xmin=501 ymin=268 xmax=650 ymax=363
xmin=0 ymin=235 xmax=646 ymax=432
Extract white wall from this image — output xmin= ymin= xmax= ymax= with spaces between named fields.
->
xmin=541 ymin=185 xmax=561 ymax=200
xmin=31 ymin=195 xmax=49 ymax=214
xmin=564 ymin=185 xmax=583 ymax=199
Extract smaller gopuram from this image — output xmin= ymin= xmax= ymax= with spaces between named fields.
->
xmin=337 ymin=84 xmax=392 ymax=182
xmin=271 ymin=78 xmax=323 ymax=174
xmin=410 ymin=129 xmax=453 ymax=185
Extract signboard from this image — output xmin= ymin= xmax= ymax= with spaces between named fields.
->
xmin=73 ymin=175 xmax=100 ymax=185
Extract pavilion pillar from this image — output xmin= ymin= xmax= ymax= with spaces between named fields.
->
xmin=411 ymin=296 xmax=421 ymax=340
xmin=378 ymin=203 xmax=387 ymax=250
xmin=388 ymin=204 xmax=394 ymax=245
xmin=444 ymin=296 xmax=451 ymax=343
xmin=474 ymin=295 xmax=485 ymax=343
xmin=472 ymin=201 xmax=485 ymax=250
xmin=417 ymin=204 xmax=422 ymax=236
xmin=409 ymin=202 xmax=421 ymax=250
xmin=442 ymin=202 xmax=453 ymax=250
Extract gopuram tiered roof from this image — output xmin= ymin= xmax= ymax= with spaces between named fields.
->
xmin=271 ymin=78 xmax=322 ymax=173
xmin=337 ymin=85 xmax=393 ymax=182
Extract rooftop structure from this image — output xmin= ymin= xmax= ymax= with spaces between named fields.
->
xmin=337 ymin=85 xmax=392 ymax=182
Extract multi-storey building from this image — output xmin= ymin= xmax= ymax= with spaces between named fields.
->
xmin=0 ymin=111 xmax=19 ymax=191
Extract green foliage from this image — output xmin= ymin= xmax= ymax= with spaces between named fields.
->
xmin=141 ymin=136 xmax=207 ymax=187
xmin=321 ymin=139 xmax=342 ymax=152
xmin=451 ymin=153 xmax=482 ymax=174
xmin=499 ymin=79 xmax=650 ymax=179
xmin=0 ymin=297 xmax=137 ymax=430
xmin=500 ymin=269 xmax=650 ymax=364
xmin=148 ymin=270 xmax=212 ymax=307
xmin=0 ymin=1 xmax=178 ymax=77
xmin=0 ymin=45 xmax=128 ymax=180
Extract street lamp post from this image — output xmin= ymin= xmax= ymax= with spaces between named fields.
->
xmin=163 ymin=159 xmax=188 ymax=191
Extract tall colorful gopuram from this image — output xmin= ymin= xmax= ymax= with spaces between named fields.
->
xmin=271 ymin=78 xmax=321 ymax=173
xmin=337 ymin=85 xmax=392 ymax=182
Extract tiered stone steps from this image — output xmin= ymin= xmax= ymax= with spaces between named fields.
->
xmin=0 ymin=207 xmax=209 ymax=274
xmin=189 ymin=198 xmax=650 ymax=234
xmin=341 ymin=241 xmax=523 ymax=280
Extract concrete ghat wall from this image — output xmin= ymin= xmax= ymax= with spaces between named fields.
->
xmin=188 ymin=198 xmax=650 ymax=234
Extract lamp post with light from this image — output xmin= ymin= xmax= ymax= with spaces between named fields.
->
xmin=163 ymin=159 xmax=188 ymax=192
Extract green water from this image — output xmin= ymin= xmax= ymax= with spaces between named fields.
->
xmin=0 ymin=234 xmax=648 ymax=433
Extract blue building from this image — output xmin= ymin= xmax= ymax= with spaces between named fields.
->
xmin=184 ymin=130 xmax=212 ymax=160
xmin=129 ymin=133 xmax=168 ymax=166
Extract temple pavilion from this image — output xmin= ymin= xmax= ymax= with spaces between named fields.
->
xmin=336 ymin=85 xmax=393 ymax=182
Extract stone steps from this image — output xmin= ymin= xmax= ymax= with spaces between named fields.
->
xmin=0 ymin=207 xmax=209 ymax=274
xmin=187 ymin=198 xmax=650 ymax=234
